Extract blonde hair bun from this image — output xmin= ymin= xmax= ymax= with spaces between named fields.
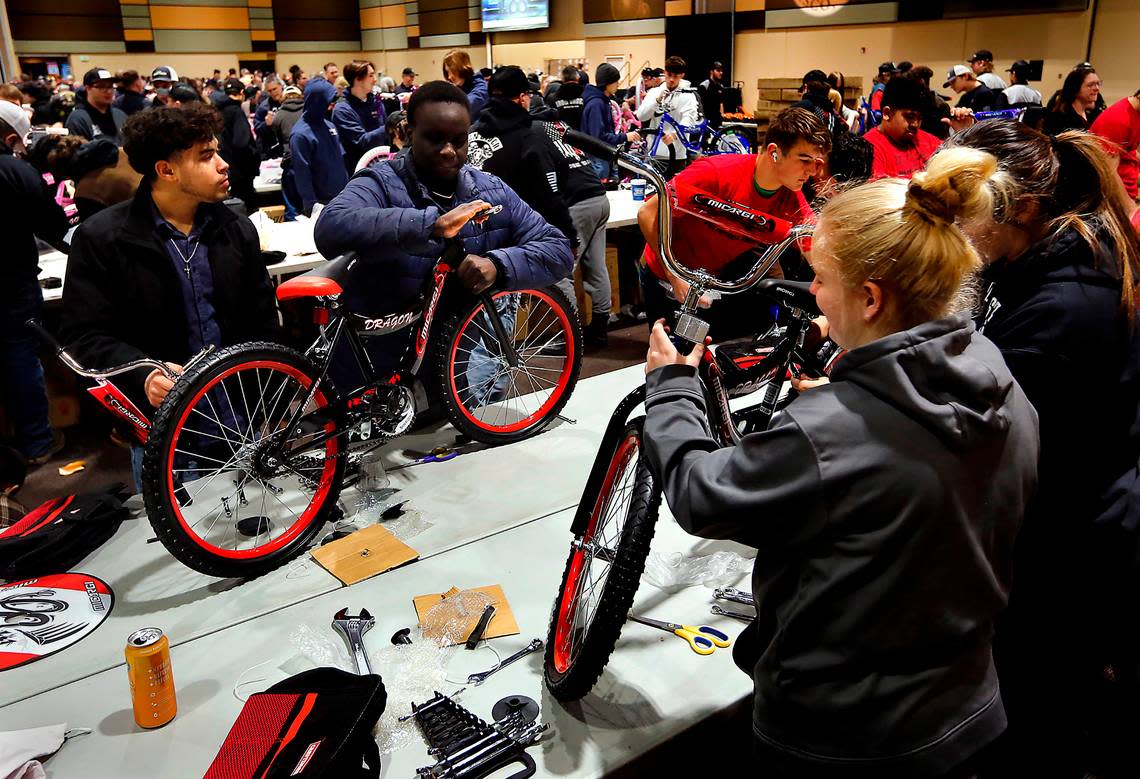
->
xmin=905 ymin=147 xmax=999 ymax=227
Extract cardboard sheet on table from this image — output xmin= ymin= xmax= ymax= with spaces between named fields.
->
xmin=310 ymin=524 xmax=419 ymax=585
xmin=412 ymin=584 xmax=520 ymax=645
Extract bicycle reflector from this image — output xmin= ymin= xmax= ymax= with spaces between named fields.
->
xmin=669 ymin=179 xmax=793 ymax=246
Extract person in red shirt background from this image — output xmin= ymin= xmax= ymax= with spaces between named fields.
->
xmin=1090 ymin=88 xmax=1140 ymax=200
xmin=863 ymin=77 xmax=943 ymax=180
xmin=636 ymin=107 xmax=829 ymax=339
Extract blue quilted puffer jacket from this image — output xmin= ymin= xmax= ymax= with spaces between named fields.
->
xmin=313 ymin=148 xmax=573 ymax=315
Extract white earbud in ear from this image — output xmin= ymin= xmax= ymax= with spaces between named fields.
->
xmin=771 ymin=153 xmax=778 ymax=162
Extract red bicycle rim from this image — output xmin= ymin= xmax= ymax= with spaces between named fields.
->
xmin=164 ymin=360 xmax=338 ymax=560
xmin=449 ymin=289 xmax=575 ymax=434
xmin=552 ymin=432 xmax=639 ymax=674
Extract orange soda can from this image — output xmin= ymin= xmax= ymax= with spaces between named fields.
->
xmin=125 ymin=627 xmax=177 ymax=728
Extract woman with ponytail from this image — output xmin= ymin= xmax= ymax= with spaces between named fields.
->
xmin=642 ymin=149 xmax=1039 ymax=777
xmin=944 ymin=120 xmax=1140 ymax=779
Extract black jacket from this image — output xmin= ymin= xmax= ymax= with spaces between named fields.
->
xmin=218 ymin=97 xmax=260 ymax=179
xmin=552 ymin=82 xmax=585 ymax=131
xmin=60 ymin=182 xmax=278 ymax=411
xmin=469 ymin=99 xmax=579 ymax=246
xmin=114 ymin=90 xmax=149 ymax=116
xmin=0 ymin=143 xmax=68 ymax=309
xmin=979 ymin=228 xmax=1139 ymax=533
xmin=956 ymin=84 xmax=997 ymax=112
xmin=644 ymin=313 xmax=1039 ymax=777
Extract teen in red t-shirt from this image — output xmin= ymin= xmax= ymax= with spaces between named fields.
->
xmin=864 ymin=76 xmax=943 ymax=180
xmin=1090 ymin=92 xmax=1140 ymax=199
xmin=643 ymin=153 xmax=814 ymax=280
xmin=637 ymin=107 xmax=829 ymax=338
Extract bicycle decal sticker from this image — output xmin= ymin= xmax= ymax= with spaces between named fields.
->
xmin=0 ymin=573 xmax=115 ymax=671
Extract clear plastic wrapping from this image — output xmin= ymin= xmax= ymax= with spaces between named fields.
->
xmin=643 ymin=549 xmax=755 ymax=591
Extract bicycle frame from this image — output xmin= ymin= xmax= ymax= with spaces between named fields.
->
xmin=561 ymin=129 xmax=819 ymax=536
xmin=264 ymin=239 xmax=521 ymax=460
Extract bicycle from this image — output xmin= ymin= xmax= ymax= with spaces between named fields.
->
xmin=34 ymin=205 xmax=581 ymax=579
xmin=638 ymin=88 xmax=751 ymax=175
xmin=543 ymin=129 xmax=839 ymax=700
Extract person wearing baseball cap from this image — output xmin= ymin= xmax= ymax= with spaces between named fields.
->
xmin=216 ymin=77 xmax=260 ymax=211
xmin=968 ymin=49 xmax=1007 ymax=91
xmin=944 ymin=64 xmax=997 ymax=112
xmin=396 ymin=67 xmax=417 ymax=96
xmin=149 ymin=66 xmax=179 ymax=107
xmin=0 ymin=98 xmax=70 ymax=466
xmin=699 ymin=60 xmax=726 ymax=127
xmin=869 ymin=62 xmax=899 ymax=112
xmin=67 ymin=67 xmax=128 ymax=144
xmin=469 ymin=66 xmax=580 ymax=268
xmin=1000 ymin=60 xmax=1042 ymax=108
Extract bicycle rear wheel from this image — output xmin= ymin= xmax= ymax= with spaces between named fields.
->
xmin=545 ymin=417 xmax=659 ymax=700
xmin=142 ymin=343 xmax=345 ymax=578
xmin=438 ymin=286 xmax=582 ymax=445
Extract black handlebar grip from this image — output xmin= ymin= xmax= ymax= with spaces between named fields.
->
xmin=25 ymin=319 xmax=64 ymax=355
xmin=562 ymin=129 xmax=620 ymax=163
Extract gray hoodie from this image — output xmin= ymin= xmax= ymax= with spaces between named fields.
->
xmin=643 ymin=312 xmax=1039 ymax=777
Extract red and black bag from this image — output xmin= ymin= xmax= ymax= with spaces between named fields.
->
xmin=204 ymin=667 xmax=387 ymax=779
xmin=0 ymin=484 xmax=129 ymax=582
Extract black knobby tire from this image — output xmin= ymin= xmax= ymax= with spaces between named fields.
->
xmin=544 ymin=417 xmax=660 ymax=701
xmin=141 ymin=342 xmax=345 ymax=578
xmin=436 ymin=285 xmax=582 ymax=445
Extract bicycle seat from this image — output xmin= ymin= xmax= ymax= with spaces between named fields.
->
xmin=754 ymin=279 xmax=818 ymax=314
xmin=276 ymin=252 xmax=357 ymax=301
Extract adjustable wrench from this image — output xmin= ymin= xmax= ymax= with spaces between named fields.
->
xmin=332 ymin=608 xmax=376 ymax=675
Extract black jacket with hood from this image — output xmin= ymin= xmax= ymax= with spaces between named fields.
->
xmin=469 ymin=99 xmax=578 ymax=247
xmin=643 ymin=313 xmax=1039 ymax=777
xmin=977 ymin=227 xmax=1140 ymax=736
xmin=218 ymin=96 xmax=260 ymax=180
xmin=552 ymin=81 xmax=585 ymax=131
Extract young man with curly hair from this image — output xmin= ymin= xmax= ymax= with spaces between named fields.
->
xmin=61 ymin=104 xmax=278 ymax=488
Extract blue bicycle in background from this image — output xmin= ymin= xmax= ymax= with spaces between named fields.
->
xmin=637 ymin=88 xmax=751 ymax=177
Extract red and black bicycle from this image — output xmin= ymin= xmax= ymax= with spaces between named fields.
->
xmin=543 ymin=130 xmax=839 ymax=700
xmin=34 ymin=207 xmax=580 ymax=578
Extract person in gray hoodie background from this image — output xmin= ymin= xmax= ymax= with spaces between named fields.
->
xmin=642 ymin=147 xmax=1039 ymax=778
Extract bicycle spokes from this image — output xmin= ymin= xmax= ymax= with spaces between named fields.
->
xmin=555 ymin=434 xmax=641 ymax=672
xmin=450 ymin=290 xmax=575 ymax=434
xmin=164 ymin=361 xmax=339 ymax=559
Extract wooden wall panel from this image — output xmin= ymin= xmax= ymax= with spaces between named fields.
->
xmin=10 ymin=0 xmax=124 ymax=42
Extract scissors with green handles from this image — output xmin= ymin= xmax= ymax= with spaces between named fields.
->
xmin=628 ymin=615 xmax=731 ymax=656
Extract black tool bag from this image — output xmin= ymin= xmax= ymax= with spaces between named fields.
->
xmin=204 ymin=667 xmax=387 ymax=779
xmin=0 ymin=484 xmax=129 ymax=582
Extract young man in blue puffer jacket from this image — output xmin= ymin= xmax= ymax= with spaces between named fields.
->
xmin=314 ymin=80 xmax=574 ymax=386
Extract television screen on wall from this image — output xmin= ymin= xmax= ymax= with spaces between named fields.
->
xmin=481 ymin=0 xmax=549 ymax=32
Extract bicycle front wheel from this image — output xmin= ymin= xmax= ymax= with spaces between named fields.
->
xmin=438 ymin=286 xmax=582 ymax=445
xmin=713 ymin=128 xmax=750 ymax=155
xmin=545 ymin=417 xmax=660 ymax=701
xmin=142 ymin=343 xmax=345 ymax=578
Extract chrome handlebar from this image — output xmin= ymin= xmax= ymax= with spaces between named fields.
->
xmin=611 ymin=147 xmax=811 ymax=296
xmin=26 ymin=319 xmax=183 ymax=381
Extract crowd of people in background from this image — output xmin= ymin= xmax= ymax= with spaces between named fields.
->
xmin=0 ymin=44 xmax=1138 ymax=777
